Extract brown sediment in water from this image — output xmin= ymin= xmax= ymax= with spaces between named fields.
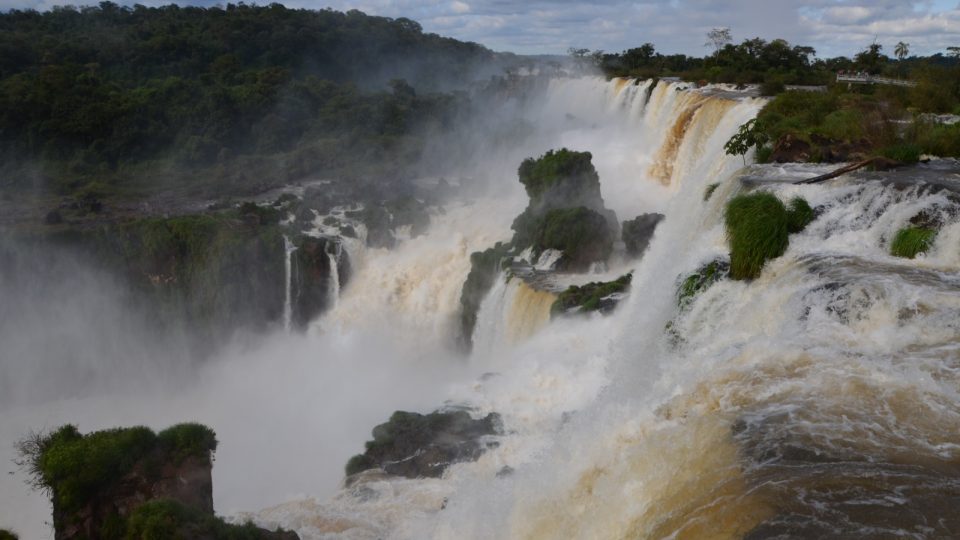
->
xmin=648 ymin=94 xmax=707 ymax=185
xmin=506 ymin=279 xmax=556 ymax=344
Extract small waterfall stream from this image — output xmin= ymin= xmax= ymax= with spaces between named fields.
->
xmin=282 ymin=235 xmax=297 ymax=332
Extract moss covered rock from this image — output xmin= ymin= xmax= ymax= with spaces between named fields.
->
xmin=125 ymin=499 xmax=297 ymax=540
xmin=551 ymin=273 xmax=632 ymax=316
xmin=345 ymin=410 xmax=501 ymax=480
xmin=677 ymin=259 xmax=729 ymax=308
xmin=622 ymin=214 xmax=664 ymax=258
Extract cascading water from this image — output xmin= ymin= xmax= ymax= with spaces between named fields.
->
xmin=325 ymin=240 xmax=341 ymax=312
xmin=283 ymin=235 xmax=298 ymax=332
xmin=8 ymin=76 xmax=959 ymax=540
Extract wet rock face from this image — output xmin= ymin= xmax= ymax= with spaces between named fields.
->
xmin=292 ymin=236 xmax=351 ymax=330
xmin=622 ymin=213 xmax=664 ymax=258
xmin=345 ymin=410 xmax=502 ymax=480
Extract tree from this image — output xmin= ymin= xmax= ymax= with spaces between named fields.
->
xmin=724 ymin=118 xmax=768 ymax=165
xmin=948 ymin=46 xmax=960 ymax=59
xmin=705 ymin=27 xmax=732 ymax=56
xmin=855 ymin=42 xmax=885 ymax=74
xmin=895 ymin=41 xmax=909 ymax=61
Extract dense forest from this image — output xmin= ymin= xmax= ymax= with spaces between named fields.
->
xmin=0 ymin=3 xmax=523 ymax=204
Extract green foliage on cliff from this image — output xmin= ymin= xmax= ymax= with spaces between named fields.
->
xmin=0 ymin=529 xmax=19 ymax=540
xmin=786 ymin=197 xmax=815 ymax=233
xmin=16 ymin=424 xmax=217 ymax=515
xmin=538 ymin=207 xmax=614 ymax=269
xmin=126 ymin=499 xmax=276 ymax=540
xmin=517 ymin=149 xmax=600 ymax=202
xmin=890 ymin=226 xmax=936 ymax=258
xmin=678 ymin=259 xmax=729 ymax=308
xmin=725 ymin=193 xmax=789 ymax=280
xmin=551 ymin=272 xmax=632 ymax=316
xmin=458 ymin=242 xmax=512 ymax=351
xmin=733 ymin=86 xmax=960 ymax=164
xmin=0 ymin=4 xmax=498 ymax=199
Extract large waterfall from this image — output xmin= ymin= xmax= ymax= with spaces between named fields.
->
xmin=6 ymin=76 xmax=959 ymax=539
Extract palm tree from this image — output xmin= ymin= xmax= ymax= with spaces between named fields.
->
xmin=895 ymin=41 xmax=909 ymax=61
xmin=894 ymin=41 xmax=909 ymax=78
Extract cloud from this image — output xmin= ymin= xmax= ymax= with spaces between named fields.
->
xmin=0 ymin=0 xmax=957 ymax=57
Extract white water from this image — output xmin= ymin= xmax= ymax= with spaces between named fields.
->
xmin=283 ymin=235 xmax=298 ymax=332
xmin=9 ymin=77 xmax=960 ymax=539
xmin=325 ymin=241 xmax=341 ymax=312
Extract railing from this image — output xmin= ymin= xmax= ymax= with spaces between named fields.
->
xmin=836 ymin=73 xmax=917 ymax=87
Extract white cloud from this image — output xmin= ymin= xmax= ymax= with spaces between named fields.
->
xmin=450 ymin=0 xmax=470 ymax=14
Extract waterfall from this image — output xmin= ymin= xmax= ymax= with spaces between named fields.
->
xmin=282 ymin=235 xmax=298 ymax=332
xmin=15 ymin=76 xmax=959 ymax=539
xmin=324 ymin=240 xmax=341 ymax=311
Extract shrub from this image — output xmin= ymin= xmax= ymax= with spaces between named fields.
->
xmin=125 ymin=499 xmax=269 ymax=540
xmin=785 ymin=197 xmax=814 ymax=233
xmin=677 ymin=259 xmax=729 ymax=307
xmin=725 ymin=193 xmax=789 ymax=280
xmin=880 ymin=143 xmax=922 ymax=163
xmin=551 ymin=273 xmax=632 ymax=316
xmin=890 ymin=226 xmax=936 ymax=258
xmin=16 ymin=424 xmax=218 ymax=514
xmin=156 ymin=423 xmax=218 ymax=465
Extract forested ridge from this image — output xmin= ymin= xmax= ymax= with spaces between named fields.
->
xmin=0 ymin=3 xmax=514 ymax=202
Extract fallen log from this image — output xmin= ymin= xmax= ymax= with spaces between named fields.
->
xmin=798 ymin=157 xmax=899 ymax=184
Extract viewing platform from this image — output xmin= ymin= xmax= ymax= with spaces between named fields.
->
xmin=837 ymin=73 xmax=917 ymax=87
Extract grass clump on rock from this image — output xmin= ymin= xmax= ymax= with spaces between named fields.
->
xmin=725 ymin=193 xmax=789 ymax=280
xmin=890 ymin=226 xmax=937 ymax=259
xmin=678 ymin=259 xmax=729 ymax=308
xmin=552 ymin=273 xmax=632 ymax=316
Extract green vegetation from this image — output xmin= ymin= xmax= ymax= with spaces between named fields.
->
xmin=517 ymin=149 xmax=601 ymax=202
xmin=890 ymin=226 xmax=937 ymax=258
xmin=535 ymin=207 xmax=613 ymax=268
xmin=786 ymin=197 xmax=815 ymax=233
xmin=703 ymin=183 xmax=720 ymax=201
xmin=725 ymin=193 xmax=789 ymax=280
xmin=457 ymin=242 xmax=512 ymax=351
xmin=677 ymin=259 xmax=729 ymax=307
xmin=726 ymin=87 xmax=960 ymax=164
xmin=0 ymin=529 xmax=18 ymax=540
xmin=125 ymin=499 xmax=274 ymax=540
xmin=551 ymin=273 xmax=632 ymax=316
xmin=16 ymin=424 xmax=217 ymax=515
xmin=0 ymin=4 xmax=504 ymax=201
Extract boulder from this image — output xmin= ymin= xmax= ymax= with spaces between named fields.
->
xmin=769 ymin=134 xmax=812 ymax=163
xmin=622 ymin=213 xmax=664 ymax=258
xmin=345 ymin=410 xmax=502 ymax=480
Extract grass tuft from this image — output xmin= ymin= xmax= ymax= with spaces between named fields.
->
xmin=785 ymin=197 xmax=815 ymax=233
xmin=890 ymin=226 xmax=936 ymax=258
xmin=725 ymin=193 xmax=789 ymax=280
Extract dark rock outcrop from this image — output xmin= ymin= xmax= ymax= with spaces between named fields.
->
xmin=622 ymin=213 xmax=664 ymax=258
xmin=769 ymin=133 xmax=812 ymax=163
xmin=292 ymin=235 xmax=351 ymax=330
xmin=457 ymin=243 xmax=511 ymax=351
xmin=345 ymin=410 xmax=502 ymax=480
xmin=552 ymin=272 xmax=632 ymax=316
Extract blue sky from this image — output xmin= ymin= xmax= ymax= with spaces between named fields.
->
xmin=2 ymin=0 xmax=959 ymax=57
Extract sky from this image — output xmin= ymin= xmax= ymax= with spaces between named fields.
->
xmin=2 ymin=0 xmax=959 ymax=58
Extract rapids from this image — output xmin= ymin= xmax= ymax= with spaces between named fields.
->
xmin=6 ymin=76 xmax=960 ymax=539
